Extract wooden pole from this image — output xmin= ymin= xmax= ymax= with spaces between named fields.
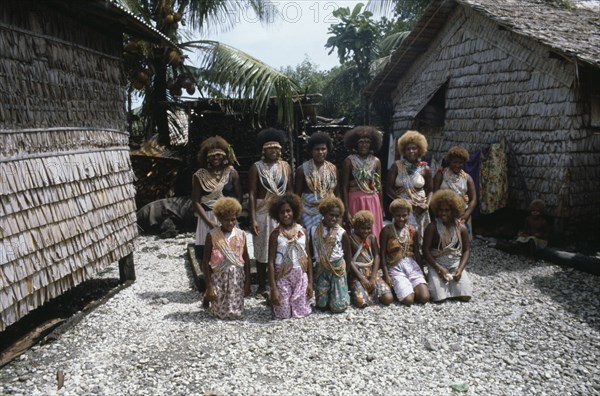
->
xmin=118 ymin=253 xmax=136 ymax=283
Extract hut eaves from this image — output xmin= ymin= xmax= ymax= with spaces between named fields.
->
xmin=365 ymin=0 xmax=600 ymax=97
xmin=48 ymin=0 xmax=177 ymax=48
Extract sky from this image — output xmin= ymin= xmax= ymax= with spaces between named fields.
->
xmin=202 ymin=0 xmax=365 ymax=71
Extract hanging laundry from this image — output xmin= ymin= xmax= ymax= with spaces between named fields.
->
xmin=479 ymin=139 xmax=508 ymax=214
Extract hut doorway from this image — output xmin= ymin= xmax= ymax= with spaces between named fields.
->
xmin=413 ymin=81 xmax=447 ymax=136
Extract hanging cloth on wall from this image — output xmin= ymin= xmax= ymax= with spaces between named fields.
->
xmin=479 ymin=138 xmax=508 ymax=214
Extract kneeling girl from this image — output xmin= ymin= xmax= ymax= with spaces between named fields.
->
xmin=268 ymin=193 xmax=313 ymax=319
xmin=380 ymin=199 xmax=430 ymax=305
xmin=202 ymin=197 xmax=251 ymax=319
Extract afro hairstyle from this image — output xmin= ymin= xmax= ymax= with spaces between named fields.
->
xmin=389 ymin=198 xmax=413 ymax=214
xmin=445 ymin=146 xmax=469 ymax=163
xmin=306 ymin=131 xmax=333 ymax=154
xmin=397 ymin=130 xmax=428 ymax=157
xmin=197 ymin=135 xmax=233 ymax=168
xmin=529 ymin=199 xmax=546 ymax=212
xmin=343 ymin=126 xmax=383 ymax=152
xmin=352 ymin=210 xmax=374 ymax=229
xmin=212 ymin=197 xmax=242 ymax=220
xmin=318 ymin=196 xmax=345 ymax=216
xmin=429 ymin=190 xmax=465 ymax=219
xmin=268 ymin=193 xmax=303 ymax=222
xmin=257 ymin=128 xmax=287 ymax=149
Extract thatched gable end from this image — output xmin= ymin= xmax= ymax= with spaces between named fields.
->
xmin=0 ymin=0 xmax=161 ymax=331
xmin=366 ymin=0 xmax=600 ymax=233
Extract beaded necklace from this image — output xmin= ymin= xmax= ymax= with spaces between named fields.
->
xmin=275 ymin=223 xmax=308 ymax=279
xmin=433 ymin=218 xmax=462 ymax=257
xmin=194 ymin=166 xmax=232 ymax=209
xmin=314 ymin=223 xmax=346 ymax=277
xmin=443 ymin=168 xmax=469 ymax=204
xmin=304 ymin=160 xmax=336 ymax=199
xmin=349 ymin=154 xmax=381 ymax=193
xmin=385 ymin=223 xmax=413 ymax=265
xmin=395 ymin=160 xmax=428 ymax=208
xmin=256 ymin=160 xmax=287 ymax=196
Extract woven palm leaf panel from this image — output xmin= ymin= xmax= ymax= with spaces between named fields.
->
xmin=388 ymin=3 xmax=599 ymax=229
xmin=0 ymin=1 xmax=137 ymax=331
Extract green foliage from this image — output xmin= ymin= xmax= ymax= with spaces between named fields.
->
xmin=319 ymin=63 xmax=362 ymax=121
xmin=325 ymin=3 xmax=381 ymax=77
xmin=391 ymin=0 xmax=430 ymax=30
xmin=324 ymin=3 xmax=384 ymax=123
xmin=279 ymin=56 xmax=328 ymax=95
xmin=366 ymin=0 xmax=429 ymax=27
xmin=119 ymin=0 xmax=299 ymax=145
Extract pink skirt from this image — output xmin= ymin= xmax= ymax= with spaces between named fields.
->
xmin=348 ymin=190 xmax=384 ymax=241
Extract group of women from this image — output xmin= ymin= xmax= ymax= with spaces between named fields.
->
xmin=192 ymin=127 xmax=477 ymax=318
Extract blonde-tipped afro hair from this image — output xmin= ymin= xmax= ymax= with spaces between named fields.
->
xmin=352 ymin=210 xmax=374 ymax=228
xmin=212 ymin=197 xmax=242 ymax=220
xmin=197 ymin=136 xmax=233 ymax=168
xmin=397 ymin=130 xmax=428 ymax=157
xmin=318 ymin=196 xmax=345 ymax=216
xmin=389 ymin=198 xmax=413 ymax=214
xmin=445 ymin=146 xmax=469 ymax=163
xmin=429 ymin=190 xmax=464 ymax=219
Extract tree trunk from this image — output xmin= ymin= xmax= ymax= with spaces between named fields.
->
xmin=154 ymin=53 xmax=170 ymax=146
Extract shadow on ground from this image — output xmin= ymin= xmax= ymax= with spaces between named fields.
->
xmin=532 ymin=269 xmax=600 ymax=330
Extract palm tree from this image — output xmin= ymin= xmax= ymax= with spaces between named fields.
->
xmin=118 ymin=0 xmax=299 ymax=145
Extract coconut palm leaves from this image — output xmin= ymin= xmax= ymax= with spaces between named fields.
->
xmin=183 ymin=40 xmax=299 ymax=128
xmin=371 ymin=30 xmax=410 ymax=75
xmin=118 ymin=0 xmax=299 ymax=144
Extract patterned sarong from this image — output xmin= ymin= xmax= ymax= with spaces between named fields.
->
xmin=207 ymin=228 xmax=246 ymax=319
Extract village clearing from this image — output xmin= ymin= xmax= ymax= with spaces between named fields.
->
xmin=0 ymin=234 xmax=598 ymax=395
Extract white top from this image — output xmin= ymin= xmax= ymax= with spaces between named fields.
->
xmin=275 ymin=227 xmax=307 ymax=267
xmin=310 ymin=224 xmax=345 ymax=262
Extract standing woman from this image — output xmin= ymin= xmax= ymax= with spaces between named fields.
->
xmin=248 ymin=128 xmax=293 ymax=297
xmin=192 ymin=136 xmax=241 ymax=260
xmin=295 ymin=131 xmax=338 ymax=230
xmin=433 ymin=146 xmax=477 ymax=239
xmin=385 ymin=130 xmax=432 ymax=242
xmin=341 ymin=126 xmax=384 ymax=240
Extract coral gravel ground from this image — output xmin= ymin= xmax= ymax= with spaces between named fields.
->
xmin=0 ymin=234 xmax=598 ymax=395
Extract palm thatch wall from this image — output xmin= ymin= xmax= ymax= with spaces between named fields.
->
xmin=0 ymin=1 xmax=138 ymax=331
xmin=367 ymin=0 xmax=600 ymax=233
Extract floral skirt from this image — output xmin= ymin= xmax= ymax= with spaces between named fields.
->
xmin=209 ymin=264 xmax=245 ymax=320
xmin=273 ymin=266 xmax=311 ymax=319
xmin=350 ymin=267 xmax=391 ymax=308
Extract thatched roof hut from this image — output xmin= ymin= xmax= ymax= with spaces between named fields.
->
xmin=365 ymin=0 xmax=600 ymax=235
xmin=0 ymin=0 xmax=172 ymax=331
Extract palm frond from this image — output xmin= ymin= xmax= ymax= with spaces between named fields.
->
xmin=184 ymin=0 xmax=280 ymax=36
xmin=378 ymin=30 xmax=410 ymax=56
xmin=365 ymin=0 xmax=397 ymax=16
xmin=183 ymin=40 xmax=300 ymax=128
